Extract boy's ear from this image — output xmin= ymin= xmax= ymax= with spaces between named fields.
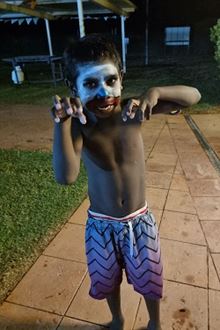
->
xmin=71 ymin=87 xmax=79 ymax=98
xmin=64 ymin=79 xmax=79 ymax=97
xmin=120 ymin=69 xmax=124 ymax=81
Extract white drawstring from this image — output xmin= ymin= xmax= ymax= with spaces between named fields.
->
xmin=128 ymin=221 xmax=134 ymax=257
xmin=88 ymin=205 xmax=148 ymax=258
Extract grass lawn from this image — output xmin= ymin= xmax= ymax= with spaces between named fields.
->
xmin=0 ymin=57 xmax=220 ymax=303
xmin=0 ymin=149 xmax=87 ymax=303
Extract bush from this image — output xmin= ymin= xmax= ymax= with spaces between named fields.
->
xmin=210 ymin=19 xmax=220 ymax=67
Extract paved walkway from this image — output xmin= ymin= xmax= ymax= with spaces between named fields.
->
xmin=1 ymin=114 xmax=220 ymax=330
xmin=192 ymin=114 xmax=220 ymax=159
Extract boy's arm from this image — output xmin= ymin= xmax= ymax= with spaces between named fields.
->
xmin=122 ymin=85 xmax=201 ymax=121
xmin=53 ymin=117 xmax=83 ymax=185
xmin=146 ymin=85 xmax=201 ymax=107
xmin=52 ymin=96 xmax=85 ymax=185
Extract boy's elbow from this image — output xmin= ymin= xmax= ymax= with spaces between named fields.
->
xmin=193 ymin=88 xmax=201 ymax=104
xmin=54 ymin=172 xmax=79 ymax=185
xmin=183 ymin=88 xmax=201 ymax=107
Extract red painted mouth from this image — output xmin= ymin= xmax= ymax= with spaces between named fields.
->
xmin=86 ymin=97 xmax=120 ymax=112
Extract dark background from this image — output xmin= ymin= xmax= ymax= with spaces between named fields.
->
xmin=0 ymin=0 xmax=220 ymax=64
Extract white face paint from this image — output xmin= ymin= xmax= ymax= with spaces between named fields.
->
xmin=76 ymin=63 xmax=122 ymax=106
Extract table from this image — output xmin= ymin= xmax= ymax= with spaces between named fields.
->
xmin=2 ymin=55 xmax=64 ymax=86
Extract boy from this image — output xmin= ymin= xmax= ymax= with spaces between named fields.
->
xmin=52 ymin=34 xmax=201 ymax=330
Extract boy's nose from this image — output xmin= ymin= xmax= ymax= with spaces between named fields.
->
xmin=96 ymin=87 xmax=109 ymax=98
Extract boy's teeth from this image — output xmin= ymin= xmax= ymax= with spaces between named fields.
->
xmin=98 ymin=105 xmax=112 ymax=110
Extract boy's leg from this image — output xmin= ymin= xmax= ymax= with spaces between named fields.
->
xmin=106 ymin=286 xmax=124 ymax=330
xmin=144 ymin=297 xmax=161 ymax=330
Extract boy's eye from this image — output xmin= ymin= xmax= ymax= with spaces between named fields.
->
xmin=83 ymin=80 xmax=97 ymax=89
xmin=107 ymin=77 xmax=117 ymax=86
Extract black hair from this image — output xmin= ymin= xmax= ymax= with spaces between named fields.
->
xmin=63 ymin=34 xmax=122 ymax=88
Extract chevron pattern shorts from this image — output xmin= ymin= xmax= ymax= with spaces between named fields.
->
xmin=85 ymin=205 xmax=163 ymax=300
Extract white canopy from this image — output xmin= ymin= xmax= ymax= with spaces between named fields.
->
xmin=0 ymin=0 xmax=136 ymax=71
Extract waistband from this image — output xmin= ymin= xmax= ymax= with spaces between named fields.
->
xmin=88 ymin=202 xmax=148 ymax=223
xmin=88 ymin=203 xmax=148 ymax=258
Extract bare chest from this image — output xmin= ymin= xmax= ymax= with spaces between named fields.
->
xmin=81 ymin=122 xmax=143 ymax=170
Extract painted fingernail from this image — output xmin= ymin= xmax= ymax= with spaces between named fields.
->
xmin=55 ymin=103 xmax=62 ymax=111
xmin=66 ymin=107 xmax=73 ymax=115
xmin=79 ymin=116 xmax=86 ymax=124
xmin=54 ymin=117 xmax=60 ymax=123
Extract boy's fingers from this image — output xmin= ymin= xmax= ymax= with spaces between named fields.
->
xmin=78 ymin=113 xmax=87 ymax=124
xmin=70 ymin=97 xmax=87 ymax=124
xmin=122 ymin=99 xmax=140 ymax=121
xmin=62 ymin=97 xmax=73 ymax=116
xmin=50 ymin=106 xmax=60 ymax=123
xmin=76 ymin=105 xmax=87 ymax=124
xmin=138 ymin=101 xmax=152 ymax=121
xmin=139 ymin=109 xmax=145 ymax=121
xmin=146 ymin=104 xmax=153 ymax=120
xmin=126 ymin=99 xmax=133 ymax=116
xmin=138 ymin=101 xmax=147 ymax=121
xmin=53 ymin=95 xmax=62 ymax=110
xmin=121 ymin=106 xmax=128 ymax=122
xmin=52 ymin=95 xmax=71 ymax=123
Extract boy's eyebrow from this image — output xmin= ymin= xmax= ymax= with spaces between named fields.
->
xmin=83 ymin=73 xmax=119 ymax=81
xmin=83 ymin=77 xmax=98 ymax=81
xmin=106 ymin=74 xmax=118 ymax=79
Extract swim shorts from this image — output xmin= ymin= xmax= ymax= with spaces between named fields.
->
xmin=85 ymin=204 xmax=163 ymax=300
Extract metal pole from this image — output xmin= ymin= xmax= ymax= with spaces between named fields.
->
xmin=145 ymin=0 xmax=149 ymax=65
xmin=120 ymin=15 xmax=126 ymax=73
xmin=77 ymin=0 xmax=85 ymax=38
xmin=45 ymin=19 xmax=53 ymax=56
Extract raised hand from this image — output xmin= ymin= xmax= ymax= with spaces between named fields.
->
xmin=52 ymin=95 xmax=87 ymax=124
xmin=121 ymin=89 xmax=159 ymax=122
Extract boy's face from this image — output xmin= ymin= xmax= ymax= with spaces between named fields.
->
xmin=75 ymin=62 xmax=122 ymax=118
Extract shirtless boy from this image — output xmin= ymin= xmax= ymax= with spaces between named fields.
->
xmin=52 ymin=34 xmax=201 ymax=330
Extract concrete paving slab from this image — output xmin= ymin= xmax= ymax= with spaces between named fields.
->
xmin=174 ymin=160 xmax=184 ymax=175
xmin=146 ymin=171 xmax=173 ymax=189
xmin=151 ymin=208 xmax=163 ymax=227
xmin=212 ymin=254 xmax=220 ymax=279
xmin=187 ymin=178 xmax=220 ymax=197
xmin=146 ymin=153 xmax=178 ymax=174
xmin=66 ymin=273 xmax=111 ymax=325
xmin=43 ymin=223 xmax=86 ymax=263
xmin=193 ymin=197 xmax=220 ymax=220
xmin=0 ymin=302 xmax=61 ymax=330
xmin=58 ymin=317 xmax=107 ymax=329
xmin=208 ymin=254 xmax=220 ymax=290
xmin=151 ymin=126 xmax=177 ymax=155
xmin=68 ymin=198 xmax=89 ymax=225
xmin=174 ymin=139 xmax=204 ymax=154
xmin=201 ymin=221 xmax=220 ymax=253
xmin=209 ymin=290 xmax=220 ymax=330
xmin=134 ymin=280 xmax=208 ymax=330
xmin=178 ymin=152 xmax=218 ymax=180
xmin=7 ymin=256 xmax=87 ymax=315
xmin=152 ymin=142 xmax=177 ymax=156
xmin=160 ymin=211 xmax=206 ymax=245
xmin=191 ymin=114 xmax=220 ymax=158
xmin=67 ymin=273 xmax=140 ymax=330
xmin=145 ymin=187 xmax=168 ymax=210
xmin=165 ymin=190 xmax=196 ymax=214
xmin=161 ymin=239 xmax=208 ymax=287
xmin=170 ymin=174 xmax=189 ymax=192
